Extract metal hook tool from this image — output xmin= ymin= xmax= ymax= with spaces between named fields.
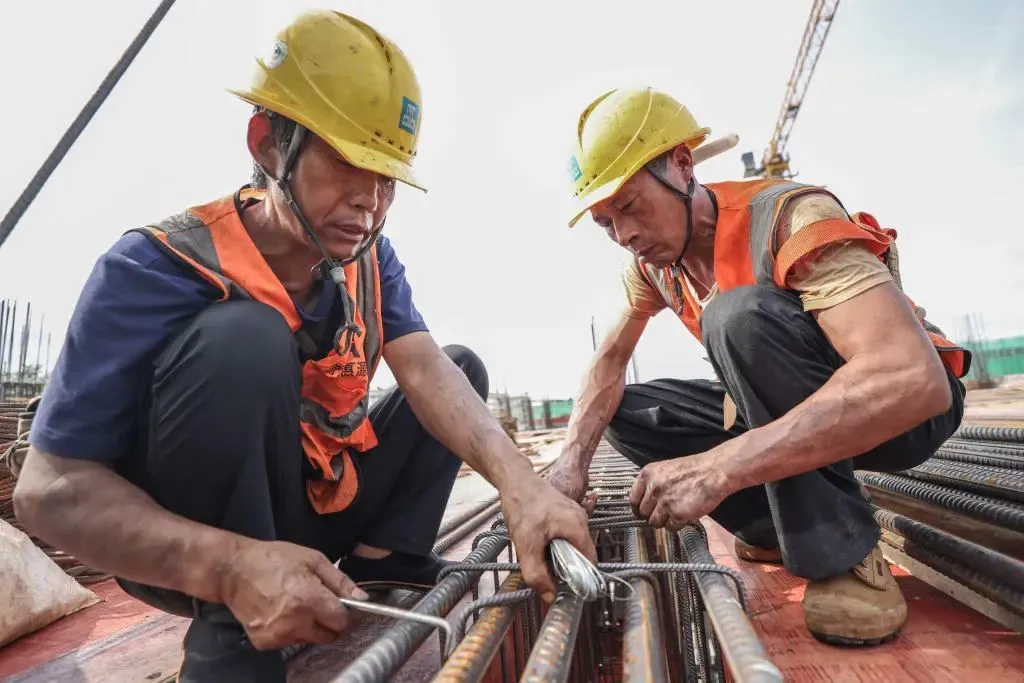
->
xmin=338 ymin=598 xmax=453 ymax=640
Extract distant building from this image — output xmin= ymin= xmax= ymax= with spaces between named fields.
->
xmin=488 ymin=392 xmax=574 ymax=431
xmin=963 ymin=335 xmax=1024 ymax=383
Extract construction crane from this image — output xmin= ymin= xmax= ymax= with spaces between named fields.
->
xmin=742 ymin=0 xmax=840 ymax=179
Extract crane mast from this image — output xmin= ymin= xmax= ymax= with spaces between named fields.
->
xmin=742 ymin=0 xmax=840 ymax=179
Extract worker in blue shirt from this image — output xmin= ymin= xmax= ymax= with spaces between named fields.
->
xmin=12 ymin=11 xmax=594 ymax=683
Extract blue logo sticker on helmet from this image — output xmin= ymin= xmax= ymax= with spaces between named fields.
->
xmin=399 ymin=97 xmax=420 ymax=135
xmin=568 ymin=156 xmax=583 ymax=182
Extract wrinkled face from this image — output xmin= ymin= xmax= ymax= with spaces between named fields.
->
xmin=589 ymin=163 xmax=691 ymax=269
xmin=249 ymin=114 xmax=396 ymax=261
xmin=288 ymin=136 xmax=396 ymax=260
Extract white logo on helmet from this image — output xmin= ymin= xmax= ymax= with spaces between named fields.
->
xmin=265 ymin=40 xmax=288 ymax=69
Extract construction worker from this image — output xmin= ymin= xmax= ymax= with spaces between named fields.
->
xmin=546 ymin=87 xmax=970 ymax=646
xmin=11 ymin=11 xmax=593 ymax=682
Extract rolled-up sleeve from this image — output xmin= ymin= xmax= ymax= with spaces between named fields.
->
xmin=782 ymin=194 xmax=894 ymax=312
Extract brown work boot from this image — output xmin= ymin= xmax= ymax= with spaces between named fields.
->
xmin=734 ymin=537 xmax=783 ymax=564
xmin=802 ymin=544 xmax=907 ymax=646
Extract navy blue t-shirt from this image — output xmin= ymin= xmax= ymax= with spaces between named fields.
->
xmin=30 ymin=225 xmax=427 ymax=463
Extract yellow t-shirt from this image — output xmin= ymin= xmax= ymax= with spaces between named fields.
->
xmin=621 ymin=192 xmax=894 ymax=319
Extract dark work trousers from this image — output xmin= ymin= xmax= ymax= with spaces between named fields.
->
xmin=605 ymin=284 xmax=966 ymax=580
xmin=117 ymin=300 xmax=488 ymax=617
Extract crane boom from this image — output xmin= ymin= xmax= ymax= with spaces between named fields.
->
xmin=743 ymin=0 xmax=840 ymax=178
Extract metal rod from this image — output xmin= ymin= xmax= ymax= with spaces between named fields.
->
xmin=333 ymin=534 xmax=510 ymax=682
xmin=0 ymin=0 xmax=178 ymax=250
xmin=678 ymin=525 xmax=782 ymax=683
xmin=622 ymin=528 xmax=669 ymax=682
xmin=339 ymin=598 xmax=452 ymax=641
xmin=519 ymin=591 xmax=586 ymax=683
xmin=434 ymin=575 xmax=530 ymax=681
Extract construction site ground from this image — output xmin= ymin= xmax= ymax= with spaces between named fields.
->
xmin=2 ymin=426 xmax=1024 ymax=682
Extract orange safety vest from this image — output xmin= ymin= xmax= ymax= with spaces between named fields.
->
xmin=133 ymin=188 xmax=383 ymax=514
xmin=638 ymin=178 xmax=971 ymax=378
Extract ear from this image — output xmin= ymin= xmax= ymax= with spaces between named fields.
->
xmin=669 ymin=143 xmax=695 ymax=184
xmin=247 ymin=112 xmax=280 ymax=179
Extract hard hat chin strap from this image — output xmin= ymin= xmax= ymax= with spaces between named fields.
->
xmin=645 ymin=166 xmax=697 ymax=266
xmin=260 ymin=122 xmax=384 ymax=351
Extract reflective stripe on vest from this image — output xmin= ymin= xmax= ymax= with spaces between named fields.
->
xmin=638 ymin=179 xmax=971 ymax=378
xmin=133 ymin=193 xmax=384 ymax=514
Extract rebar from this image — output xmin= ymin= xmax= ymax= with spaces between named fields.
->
xmin=622 ymin=528 xmax=669 ymax=682
xmin=872 ymin=506 xmax=1024 ymax=587
xmin=954 ymin=425 xmax=1024 ymax=443
xmin=333 ymin=533 xmax=510 ymax=683
xmin=903 ymin=459 xmax=1024 ymax=503
xmin=678 ymin=526 xmax=782 ymax=683
xmin=856 ymin=471 xmax=1024 ymax=533
xmin=519 ymin=592 xmax=586 ymax=683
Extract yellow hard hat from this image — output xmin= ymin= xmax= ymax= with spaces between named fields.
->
xmin=229 ymin=10 xmax=426 ymax=191
xmin=567 ymin=87 xmax=710 ymax=227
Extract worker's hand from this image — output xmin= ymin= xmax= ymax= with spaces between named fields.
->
xmin=629 ymin=453 xmax=731 ymax=530
xmin=500 ymin=477 xmax=596 ymax=605
xmin=218 ymin=539 xmax=368 ymax=650
xmin=545 ymin=457 xmax=597 ymax=514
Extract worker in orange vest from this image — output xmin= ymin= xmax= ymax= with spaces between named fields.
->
xmin=12 ymin=11 xmax=593 ymax=682
xmin=546 ymin=87 xmax=970 ymax=646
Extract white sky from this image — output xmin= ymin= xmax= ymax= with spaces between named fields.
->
xmin=0 ymin=0 xmax=1021 ymax=398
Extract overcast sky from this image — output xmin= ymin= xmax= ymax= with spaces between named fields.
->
xmin=1 ymin=0 xmax=1021 ymax=398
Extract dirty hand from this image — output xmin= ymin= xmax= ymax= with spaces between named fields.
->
xmin=545 ymin=456 xmax=597 ymax=514
xmin=500 ymin=477 xmax=596 ymax=604
xmin=629 ymin=453 xmax=731 ymax=530
xmin=218 ymin=539 xmax=368 ymax=650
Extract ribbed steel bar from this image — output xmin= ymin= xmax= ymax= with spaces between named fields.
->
xmin=437 ymin=500 xmax=502 ymax=538
xmin=519 ymin=592 xmax=586 ymax=683
xmin=678 ymin=525 xmax=782 ymax=683
xmin=942 ymin=438 xmax=1024 ymax=458
xmin=856 ymin=471 xmax=1024 ymax=533
xmin=880 ymin=529 xmax=1024 ymax=616
xmin=933 ymin=448 xmax=1024 ymax=471
xmin=333 ymin=534 xmax=510 ymax=683
xmin=622 ymin=528 xmax=669 ymax=683
xmin=904 ymin=460 xmax=1024 ymax=503
xmin=954 ymin=425 xmax=1024 ymax=443
xmin=434 ymin=504 xmax=504 ymax=556
xmin=435 ymin=574 xmax=530 ymax=681
xmin=872 ymin=507 xmax=1024 ymax=587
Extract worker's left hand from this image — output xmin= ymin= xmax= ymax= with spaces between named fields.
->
xmin=500 ymin=477 xmax=596 ymax=605
xmin=629 ymin=453 xmax=731 ymax=530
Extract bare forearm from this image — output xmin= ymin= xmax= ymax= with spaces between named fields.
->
xmin=561 ymin=353 xmax=628 ymax=468
xmin=716 ymin=358 xmax=951 ymax=491
xmin=14 ymin=452 xmax=244 ymax=603
xmin=399 ymin=348 xmax=533 ymax=490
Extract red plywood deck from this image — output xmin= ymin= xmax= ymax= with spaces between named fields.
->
xmin=703 ymin=520 xmax=1024 ymax=682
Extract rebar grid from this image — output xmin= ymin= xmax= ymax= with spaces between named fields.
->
xmin=333 ymin=445 xmax=773 ymax=682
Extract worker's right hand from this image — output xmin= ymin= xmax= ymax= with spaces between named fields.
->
xmin=545 ymin=457 xmax=596 ymax=514
xmin=218 ymin=539 xmax=368 ymax=650
xmin=500 ymin=476 xmax=596 ymax=605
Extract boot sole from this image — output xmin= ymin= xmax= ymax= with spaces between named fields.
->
xmin=809 ymin=628 xmax=901 ymax=647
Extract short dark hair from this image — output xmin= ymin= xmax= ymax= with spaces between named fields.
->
xmin=645 ymin=150 xmax=671 ymax=174
xmin=250 ymin=106 xmax=299 ymax=189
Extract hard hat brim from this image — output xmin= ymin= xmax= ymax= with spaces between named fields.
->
xmin=228 ymin=87 xmax=427 ymax=192
xmin=566 ymin=132 xmax=739 ymax=228
xmin=567 ymin=175 xmax=626 ymax=228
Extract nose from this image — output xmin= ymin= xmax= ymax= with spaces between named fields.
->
xmin=611 ymin=219 xmax=638 ymax=250
xmin=346 ymin=169 xmax=380 ymax=213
